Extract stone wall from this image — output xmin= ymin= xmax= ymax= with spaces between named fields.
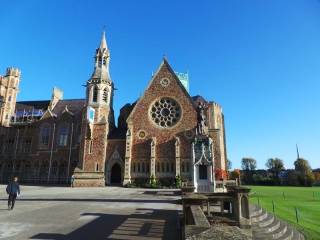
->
xmin=0 ymin=112 xmax=82 ymax=184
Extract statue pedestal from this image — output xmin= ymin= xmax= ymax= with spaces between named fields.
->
xmin=192 ymin=136 xmax=215 ymax=193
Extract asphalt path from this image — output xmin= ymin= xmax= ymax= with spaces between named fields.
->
xmin=0 ymin=185 xmax=181 ymax=240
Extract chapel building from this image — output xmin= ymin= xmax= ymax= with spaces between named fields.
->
xmin=0 ymin=32 xmax=227 ymax=187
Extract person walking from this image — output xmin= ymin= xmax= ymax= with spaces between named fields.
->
xmin=6 ymin=176 xmax=20 ymax=210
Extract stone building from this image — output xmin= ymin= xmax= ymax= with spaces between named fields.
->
xmin=0 ymin=32 xmax=227 ymax=187
xmin=0 ymin=67 xmax=20 ymax=127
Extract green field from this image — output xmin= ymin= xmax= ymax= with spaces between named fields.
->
xmin=248 ymin=186 xmax=320 ymax=240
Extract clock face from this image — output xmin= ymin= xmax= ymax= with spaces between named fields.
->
xmin=149 ymin=97 xmax=181 ymax=128
xmin=87 ymin=107 xmax=95 ymax=123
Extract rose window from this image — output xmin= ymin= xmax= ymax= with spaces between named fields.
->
xmin=150 ymin=98 xmax=181 ymax=128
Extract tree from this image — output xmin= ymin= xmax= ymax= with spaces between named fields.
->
xmin=227 ymin=159 xmax=232 ymax=171
xmin=294 ymin=158 xmax=314 ymax=186
xmin=294 ymin=158 xmax=312 ymax=174
xmin=266 ymin=158 xmax=285 ymax=182
xmin=313 ymin=172 xmax=320 ymax=186
xmin=305 ymin=172 xmax=315 ymax=187
xmin=229 ymin=169 xmax=240 ymax=180
xmin=241 ymin=158 xmax=257 ymax=171
xmin=241 ymin=158 xmax=257 ymax=184
xmin=215 ymin=168 xmax=228 ymax=180
xmin=287 ymin=170 xmax=299 ymax=186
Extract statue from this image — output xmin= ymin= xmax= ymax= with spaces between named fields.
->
xmin=196 ymin=102 xmax=207 ymax=136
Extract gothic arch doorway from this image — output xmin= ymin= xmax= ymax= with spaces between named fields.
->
xmin=110 ymin=163 xmax=121 ymax=184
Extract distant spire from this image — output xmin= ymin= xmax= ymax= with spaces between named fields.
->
xmin=296 ymin=144 xmax=300 ymax=159
xmin=99 ymin=30 xmax=108 ymax=50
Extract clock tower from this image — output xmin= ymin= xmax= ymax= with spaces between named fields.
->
xmin=74 ymin=31 xmax=115 ymax=187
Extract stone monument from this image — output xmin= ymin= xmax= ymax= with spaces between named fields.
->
xmin=192 ymin=103 xmax=216 ymax=192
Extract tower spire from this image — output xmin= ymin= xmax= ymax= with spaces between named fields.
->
xmin=89 ymin=30 xmax=111 ymax=84
xmin=99 ymin=30 xmax=107 ymax=50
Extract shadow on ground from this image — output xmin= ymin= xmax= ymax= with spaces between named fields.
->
xmin=143 ymin=190 xmax=181 ymax=196
xmin=0 ymin=198 xmax=179 ymax=204
xmin=29 ymin=208 xmax=179 ymax=240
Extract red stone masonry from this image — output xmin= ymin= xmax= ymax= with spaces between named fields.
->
xmin=127 ymin=60 xmax=198 ymax=179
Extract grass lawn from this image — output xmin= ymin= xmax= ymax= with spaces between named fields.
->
xmin=248 ymin=186 xmax=320 ymax=240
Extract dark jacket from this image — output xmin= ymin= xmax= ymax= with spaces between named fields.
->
xmin=6 ymin=182 xmax=20 ymax=195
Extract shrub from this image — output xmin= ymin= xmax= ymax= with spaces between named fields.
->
xmin=158 ymin=178 xmax=173 ymax=187
xmin=149 ymin=175 xmax=157 ymax=188
xmin=252 ymin=174 xmax=274 ymax=185
xmin=124 ymin=182 xmax=136 ymax=188
xmin=215 ymin=168 xmax=228 ymax=180
xmin=133 ymin=178 xmax=149 ymax=187
xmin=175 ymin=175 xmax=182 ymax=188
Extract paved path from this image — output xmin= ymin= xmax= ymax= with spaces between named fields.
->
xmin=0 ymin=185 xmax=181 ymax=240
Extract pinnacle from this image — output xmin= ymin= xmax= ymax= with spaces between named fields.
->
xmin=99 ymin=31 xmax=108 ymax=50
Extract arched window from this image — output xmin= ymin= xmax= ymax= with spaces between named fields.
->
xmin=103 ymin=88 xmax=108 ymax=103
xmin=88 ymin=140 xmax=93 ymax=154
xmin=23 ymin=138 xmax=32 ymax=153
xmin=40 ymin=125 xmax=50 ymax=147
xmin=181 ymin=162 xmax=185 ymax=172
xmin=0 ymin=134 xmax=5 ymax=153
xmin=142 ymin=162 xmax=145 ymax=172
xmin=96 ymin=163 xmax=99 ymax=172
xmin=58 ymin=125 xmax=69 ymax=146
xmin=52 ymin=161 xmax=58 ymax=176
xmin=92 ymin=86 xmax=98 ymax=103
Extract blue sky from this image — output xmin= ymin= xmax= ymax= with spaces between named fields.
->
xmin=1 ymin=0 xmax=319 ymax=169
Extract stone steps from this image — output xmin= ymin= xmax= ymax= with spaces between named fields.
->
xmin=251 ymin=206 xmax=263 ymax=217
xmin=258 ymin=214 xmax=275 ymax=228
xmin=250 ymin=205 xmax=305 ymax=240
xmin=278 ymin=226 xmax=293 ymax=240
xmin=254 ymin=217 xmax=280 ymax=233
xmin=271 ymin=222 xmax=287 ymax=239
xmin=252 ymin=210 xmax=269 ymax=223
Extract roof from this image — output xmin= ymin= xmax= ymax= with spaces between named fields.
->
xmin=127 ymin=58 xmax=197 ymax=122
xmin=192 ymin=95 xmax=208 ymax=104
xmin=16 ymin=100 xmax=50 ymax=111
xmin=108 ymin=127 xmax=127 ymax=139
xmin=51 ymin=99 xmax=86 ymax=117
